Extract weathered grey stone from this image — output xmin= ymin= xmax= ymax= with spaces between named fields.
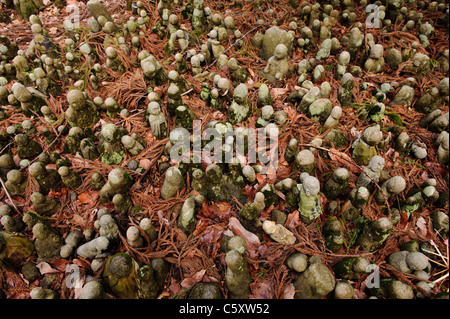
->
xmin=293 ymin=258 xmax=336 ymax=299
xmin=259 ymin=26 xmax=294 ymax=61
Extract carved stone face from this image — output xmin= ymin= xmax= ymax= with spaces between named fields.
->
xmin=274 ymin=44 xmax=288 ymax=60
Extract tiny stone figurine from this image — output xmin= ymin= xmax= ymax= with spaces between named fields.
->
xmin=294 ymin=149 xmax=315 ymax=174
xmin=262 ymin=220 xmax=296 ymax=245
xmin=225 ymin=249 xmax=252 ymax=299
xmin=32 ymin=222 xmax=63 ymax=262
xmin=126 ymin=226 xmax=144 ymax=248
xmin=122 ymin=133 xmax=146 ymax=156
xmin=99 ymin=167 xmax=134 ymax=204
xmin=293 ymin=256 xmax=336 ymax=299
xmin=60 ymin=230 xmax=82 ymax=258
xmin=228 ymin=83 xmax=251 ymax=124
xmin=256 ymin=84 xmax=273 ymax=108
xmin=237 ymin=202 xmax=262 ymax=239
xmin=364 ymin=44 xmax=385 ymax=73
xmin=76 ymin=236 xmax=109 ymax=258
xmin=28 ymin=162 xmax=60 ymax=195
xmin=323 ymin=217 xmax=345 ymax=252
xmin=14 ymin=134 xmax=42 ymax=159
xmin=322 ymin=106 xmax=342 ymax=132
xmin=64 ymin=127 xmax=84 ymax=155
xmin=30 ymin=192 xmax=61 ymax=216
xmin=356 ymin=217 xmax=393 ymax=252
xmin=160 ymin=166 xmax=185 ymax=199
xmin=341 ymin=187 xmax=371 ymax=221
xmin=79 ymin=281 xmax=108 ymax=299
xmin=260 ymin=44 xmax=289 ymax=83
xmin=355 ymin=155 xmax=385 ymax=191
xmin=374 ymin=176 xmax=406 ymax=204
xmin=65 ymin=89 xmax=99 ymax=128
xmin=166 ymin=84 xmax=182 ymax=116
xmin=334 ymin=257 xmax=370 ymax=280
xmin=352 ymin=124 xmax=390 ymax=166
xmin=99 ymin=123 xmax=127 ymax=165
xmin=80 ymin=137 xmax=100 ymax=160
xmin=1 ymin=215 xmax=25 ymax=233
xmin=91 ymin=172 xmax=105 ymax=190
xmin=112 ymin=193 xmax=132 ymax=214
xmin=148 ymin=102 xmax=168 ymax=140
xmin=338 ymin=73 xmax=354 ymax=107
xmin=4 ymin=169 xmax=27 ymax=196
xmin=177 ymin=196 xmax=197 ymax=235
xmin=58 ymin=166 xmax=82 ymax=189
xmin=298 ymin=175 xmax=323 ymax=224
xmin=323 ymin=167 xmax=350 ymax=200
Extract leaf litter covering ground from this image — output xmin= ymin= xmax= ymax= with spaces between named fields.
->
xmin=0 ymin=0 xmax=448 ymax=299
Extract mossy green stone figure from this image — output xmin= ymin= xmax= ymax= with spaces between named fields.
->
xmin=228 ymin=83 xmax=251 ymax=125
xmin=298 ymin=175 xmax=322 ymax=224
xmin=103 ymin=253 xmax=140 ymax=299
xmin=99 ymin=123 xmax=127 ymax=165
xmin=225 ymin=249 xmax=252 ymax=299
xmin=99 ymin=167 xmax=133 ymax=204
xmin=14 ymin=134 xmax=42 ymax=159
xmin=65 ymin=89 xmax=99 ymax=129
xmin=29 ymin=162 xmax=60 ymax=195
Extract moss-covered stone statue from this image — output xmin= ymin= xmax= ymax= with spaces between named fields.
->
xmin=177 ymin=196 xmax=197 ymax=235
xmin=352 ymin=124 xmax=390 ymax=166
xmin=32 ymin=222 xmax=62 ymax=262
xmin=293 ymin=256 xmax=336 ymax=299
xmin=28 ymin=162 xmax=60 ymax=195
xmin=225 ymin=249 xmax=252 ymax=299
xmin=228 ymin=83 xmax=251 ymax=125
xmin=356 ymin=217 xmax=393 ymax=252
xmin=99 ymin=167 xmax=134 ymax=204
xmin=103 ymin=253 xmax=163 ymax=299
xmin=322 ymin=167 xmax=350 ymax=200
xmin=30 ymin=192 xmax=60 ymax=216
xmin=14 ymin=134 xmax=42 ymax=159
xmin=160 ymin=166 xmax=185 ymax=199
xmin=298 ymin=175 xmax=323 ymax=224
xmin=99 ymin=123 xmax=127 ymax=165
xmin=65 ymin=89 xmax=99 ymax=128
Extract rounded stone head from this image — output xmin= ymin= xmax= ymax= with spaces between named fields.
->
xmin=100 ymin=123 xmax=117 ymax=142
xmin=30 ymin=192 xmax=45 ymax=204
xmin=167 ymin=84 xmax=180 ymax=98
xmin=302 ymin=176 xmax=320 ymax=196
xmin=274 ymin=44 xmax=288 ymax=60
xmin=108 ymin=167 xmax=130 ymax=188
xmin=29 ymin=162 xmax=46 ymax=177
xmin=67 ymin=89 xmax=86 ymax=109
xmin=6 ymin=170 xmax=23 ymax=183
xmin=121 ymin=135 xmax=135 ymax=148
xmin=58 ymin=166 xmax=70 ymax=177
xmin=367 ymin=155 xmax=385 ymax=172
xmin=108 ymin=254 xmax=133 ymax=278
xmin=147 ymin=101 xmax=161 ymax=115
xmin=386 ymin=176 xmax=406 ymax=194
xmin=14 ymin=134 xmax=29 ymax=146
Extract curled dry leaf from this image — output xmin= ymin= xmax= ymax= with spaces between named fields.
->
xmin=180 ymin=269 xmax=206 ymax=289
xmin=228 ymin=217 xmax=261 ymax=253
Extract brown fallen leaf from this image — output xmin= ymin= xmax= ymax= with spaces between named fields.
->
xmin=36 ymin=262 xmax=59 ymax=275
xmin=416 ymin=216 xmax=427 ymax=237
xmin=228 ymin=217 xmax=261 ymax=253
xmin=180 ymin=269 xmax=206 ymax=289
xmin=328 ymin=148 xmax=360 ymax=173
